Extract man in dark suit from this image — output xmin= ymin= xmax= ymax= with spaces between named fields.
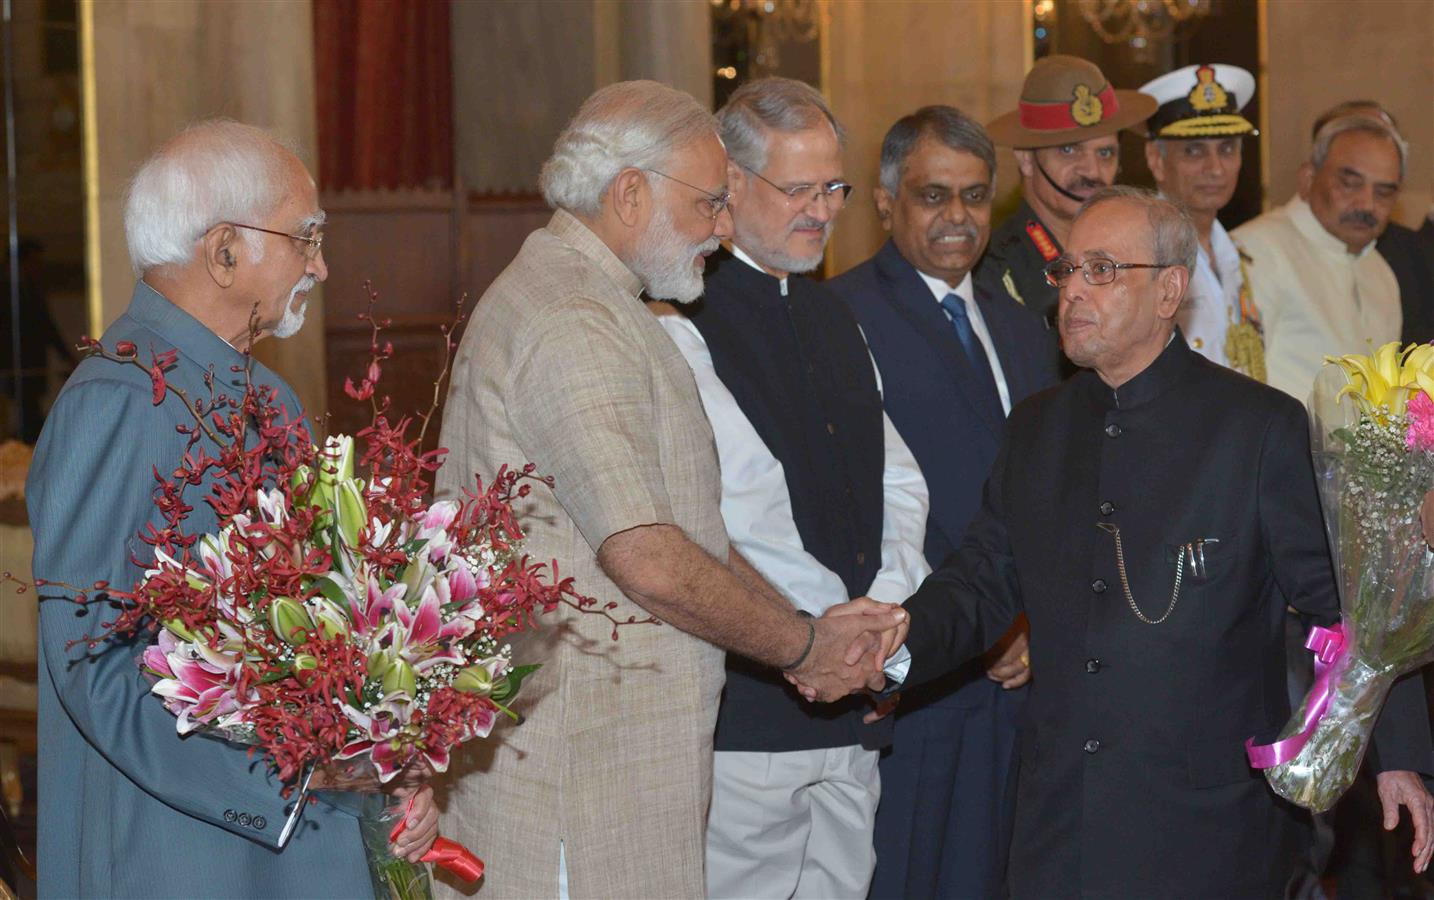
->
xmin=828 ymin=105 xmax=1059 ymax=899
xmin=806 ymin=186 xmax=1434 ymax=898
xmin=1383 ymin=213 xmax=1434 ymax=344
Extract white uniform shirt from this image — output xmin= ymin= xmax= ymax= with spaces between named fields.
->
xmin=1178 ymin=217 xmax=1247 ymax=370
xmin=1233 ymin=196 xmax=1401 ymax=403
xmin=657 ymin=253 xmax=930 ymax=679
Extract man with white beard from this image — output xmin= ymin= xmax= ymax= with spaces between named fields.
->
xmin=28 ymin=120 xmax=444 ymax=897
xmin=654 ymin=77 xmax=930 ymax=899
xmin=434 ymin=80 xmax=902 ymax=899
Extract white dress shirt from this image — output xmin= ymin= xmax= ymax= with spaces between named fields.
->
xmin=1233 ymin=196 xmax=1401 ymax=403
xmin=916 ymin=269 xmax=1013 ymax=415
xmin=1178 ymin=218 xmax=1247 ymax=370
xmin=657 ymin=256 xmax=930 ymax=679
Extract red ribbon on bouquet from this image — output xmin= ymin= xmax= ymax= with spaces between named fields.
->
xmin=1245 ymin=623 xmax=1348 ymax=768
xmin=389 ymin=797 xmax=485 ymax=882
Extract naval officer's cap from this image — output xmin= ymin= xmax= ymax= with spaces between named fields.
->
xmin=1139 ymin=63 xmax=1258 ymax=140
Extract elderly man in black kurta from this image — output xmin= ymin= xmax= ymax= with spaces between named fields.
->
xmin=810 ymin=186 xmax=1434 ymax=898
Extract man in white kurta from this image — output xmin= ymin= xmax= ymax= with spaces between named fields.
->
xmin=1233 ymin=115 xmax=1406 ymax=402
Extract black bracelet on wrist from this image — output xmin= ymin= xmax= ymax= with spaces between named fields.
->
xmin=780 ymin=612 xmax=816 ymax=672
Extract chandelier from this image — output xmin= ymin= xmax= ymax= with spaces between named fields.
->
xmin=1076 ymin=0 xmax=1213 ymax=54
xmin=710 ymin=0 xmax=822 ymax=76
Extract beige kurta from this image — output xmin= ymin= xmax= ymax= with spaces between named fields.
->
xmin=434 ymin=210 xmax=729 ymax=898
xmin=1232 ymin=195 xmax=1401 ymax=403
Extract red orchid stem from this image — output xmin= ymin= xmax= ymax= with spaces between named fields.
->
xmin=417 ymin=294 xmax=469 ymax=447
xmin=76 ymin=343 xmax=224 ymax=447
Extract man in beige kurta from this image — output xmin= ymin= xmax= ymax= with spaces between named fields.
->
xmin=1233 ymin=114 xmax=1406 ymax=403
xmin=434 ymin=81 xmax=904 ymax=899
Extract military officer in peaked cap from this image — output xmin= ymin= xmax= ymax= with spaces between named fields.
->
xmin=1140 ymin=64 xmax=1266 ymax=382
xmin=974 ymin=54 xmax=1156 ymax=328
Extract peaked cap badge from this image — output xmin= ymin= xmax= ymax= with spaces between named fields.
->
xmin=1187 ymin=65 xmax=1230 ymax=112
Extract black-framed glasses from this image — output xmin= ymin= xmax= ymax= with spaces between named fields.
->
xmin=741 ymin=164 xmax=853 ymax=210
xmin=1043 ymin=256 xmax=1176 ymax=288
xmin=642 ymin=169 xmax=732 ymax=220
xmin=230 ymin=222 xmax=324 ymax=260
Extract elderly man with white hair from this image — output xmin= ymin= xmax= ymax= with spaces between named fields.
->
xmin=27 ymin=119 xmax=440 ymax=897
xmin=434 ymin=80 xmax=902 ymax=899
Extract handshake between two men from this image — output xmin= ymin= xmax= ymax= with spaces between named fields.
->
xmin=780 ymin=598 xmax=1032 ymax=706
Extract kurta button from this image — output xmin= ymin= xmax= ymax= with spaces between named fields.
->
xmin=826 ymin=422 xmax=836 ymax=435
xmin=1085 ymin=658 xmax=1101 ymax=673
xmin=856 ymin=552 xmax=866 ymax=566
xmin=1084 ymin=738 xmax=1101 ymax=753
xmin=1091 ymin=578 xmax=1107 ymax=593
xmin=1099 ymin=501 xmax=1115 ymax=516
xmin=1105 ymin=423 xmax=1121 ymax=438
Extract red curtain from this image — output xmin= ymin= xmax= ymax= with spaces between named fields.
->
xmin=313 ymin=0 xmax=454 ymax=192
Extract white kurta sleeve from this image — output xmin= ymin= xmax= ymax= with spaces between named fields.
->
xmin=656 ymin=313 xmax=849 ymax=616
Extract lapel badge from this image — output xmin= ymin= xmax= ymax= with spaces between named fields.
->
xmin=1002 ymin=270 xmax=1026 ymax=306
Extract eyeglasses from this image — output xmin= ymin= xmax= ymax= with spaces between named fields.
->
xmin=1043 ymin=256 xmax=1176 ymax=287
xmin=230 ymin=223 xmax=324 ymax=260
xmin=642 ymin=169 xmax=732 ymax=220
xmin=741 ymin=164 xmax=853 ymax=210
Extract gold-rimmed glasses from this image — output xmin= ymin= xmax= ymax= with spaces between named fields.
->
xmin=642 ymin=169 xmax=732 ymax=220
xmin=229 ymin=223 xmax=324 ymax=260
xmin=740 ymin=164 xmax=853 ymax=210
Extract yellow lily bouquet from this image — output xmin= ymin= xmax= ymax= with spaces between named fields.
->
xmin=1329 ymin=341 xmax=1434 ymax=419
xmin=1248 ymin=342 xmax=1434 ymax=811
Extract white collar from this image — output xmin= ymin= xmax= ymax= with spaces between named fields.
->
xmin=1205 ymin=216 xmax=1242 ymax=273
xmin=1286 ymin=195 xmax=1378 ymax=260
xmin=729 ymin=243 xmax=789 ymax=296
xmin=916 ymin=268 xmax=975 ymax=307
